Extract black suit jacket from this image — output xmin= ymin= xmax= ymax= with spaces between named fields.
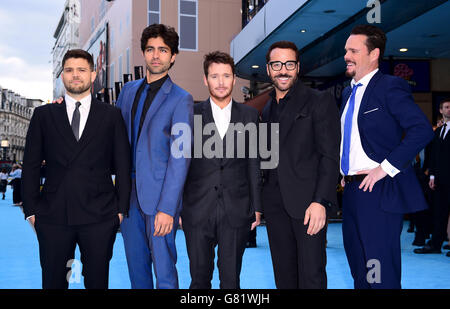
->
xmin=22 ymin=98 xmax=131 ymax=225
xmin=261 ymin=81 xmax=341 ymax=219
xmin=429 ymin=125 xmax=450 ymax=186
xmin=181 ymin=100 xmax=262 ymax=228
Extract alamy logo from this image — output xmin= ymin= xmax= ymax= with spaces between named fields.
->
xmin=366 ymin=0 xmax=381 ymax=23
xmin=170 ymin=115 xmax=279 ymax=169
xmin=366 ymin=259 xmax=381 ymax=284
xmin=66 ymin=259 xmax=82 ymax=284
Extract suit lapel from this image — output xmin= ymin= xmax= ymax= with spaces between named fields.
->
xmin=68 ymin=99 xmax=106 ymax=164
xmin=126 ymin=78 xmax=146 ymax=143
xmin=358 ymin=70 xmax=382 ymax=124
xmin=340 ymin=87 xmax=352 ymax=116
xmin=139 ymin=76 xmax=172 ymax=136
xmin=278 ymin=82 xmax=309 ymax=145
xmin=202 ymin=100 xmax=221 ymax=164
xmin=50 ymin=99 xmax=78 ymax=150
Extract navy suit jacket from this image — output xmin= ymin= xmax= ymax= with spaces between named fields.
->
xmin=340 ymin=71 xmax=434 ymax=214
xmin=116 ymin=76 xmax=194 ymax=217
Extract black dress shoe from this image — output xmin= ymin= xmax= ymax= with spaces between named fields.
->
xmin=412 ymin=239 xmax=425 ymax=246
xmin=443 ymin=244 xmax=450 ymax=250
xmin=414 ymin=245 xmax=441 ymax=254
xmin=246 ymin=242 xmax=257 ymax=248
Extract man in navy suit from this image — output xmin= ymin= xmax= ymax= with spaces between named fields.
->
xmin=116 ymin=24 xmax=194 ymax=289
xmin=340 ymin=25 xmax=434 ymax=289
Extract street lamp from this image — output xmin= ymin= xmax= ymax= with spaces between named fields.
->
xmin=1 ymin=139 xmax=9 ymax=161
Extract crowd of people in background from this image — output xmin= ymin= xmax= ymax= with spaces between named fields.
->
xmin=0 ymin=164 xmax=22 ymax=205
xmin=410 ymin=99 xmax=450 ymax=257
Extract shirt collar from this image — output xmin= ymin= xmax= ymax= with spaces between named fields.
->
xmin=210 ymin=97 xmax=232 ymax=112
xmin=146 ymin=74 xmax=169 ymax=90
xmin=65 ymin=93 xmax=92 ymax=109
xmin=351 ymin=68 xmax=379 ymax=88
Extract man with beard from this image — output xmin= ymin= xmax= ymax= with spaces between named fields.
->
xmin=339 ymin=25 xmax=433 ymax=288
xmin=181 ymin=51 xmax=261 ymax=289
xmin=22 ymin=49 xmax=131 ymax=289
xmin=260 ymin=41 xmax=340 ymax=289
xmin=115 ymin=24 xmax=193 ymax=289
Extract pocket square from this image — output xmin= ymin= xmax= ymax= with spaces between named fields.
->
xmin=363 ymin=108 xmax=379 ymax=114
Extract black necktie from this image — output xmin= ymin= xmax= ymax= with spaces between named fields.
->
xmin=440 ymin=123 xmax=447 ymax=140
xmin=71 ymin=101 xmax=81 ymax=141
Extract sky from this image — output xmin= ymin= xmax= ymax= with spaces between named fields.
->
xmin=0 ymin=0 xmax=64 ymax=101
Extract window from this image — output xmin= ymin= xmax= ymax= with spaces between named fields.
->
xmin=148 ymin=0 xmax=160 ymax=25
xmin=179 ymin=0 xmax=197 ymax=51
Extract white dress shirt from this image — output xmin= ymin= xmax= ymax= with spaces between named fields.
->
xmin=65 ymin=93 xmax=92 ymax=139
xmin=439 ymin=120 xmax=450 ymax=139
xmin=340 ymin=68 xmax=400 ymax=177
xmin=210 ymin=98 xmax=232 ymax=139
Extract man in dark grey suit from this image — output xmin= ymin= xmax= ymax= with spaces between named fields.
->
xmin=181 ymin=51 xmax=262 ymax=289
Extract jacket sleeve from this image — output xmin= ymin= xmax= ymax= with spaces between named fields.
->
xmin=112 ymin=107 xmax=131 ymax=216
xmin=384 ymin=77 xmax=434 ymax=171
xmin=312 ymin=91 xmax=341 ymax=210
xmin=247 ymin=109 xmax=262 ymax=213
xmin=156 ymin=93 xmax=194 ymax=217
xmin=21 ymin=108 xmax=45 ymax=219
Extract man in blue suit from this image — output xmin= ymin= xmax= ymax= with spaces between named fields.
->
xmin=340 ymin=25 xmax=434 ymax=289
xmin=116 ymin=24 xmax=194 ymax=289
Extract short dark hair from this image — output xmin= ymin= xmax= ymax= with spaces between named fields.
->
xmin=203 ymin=51 xmax=235 ymax=76
xmin=62 ymin=49 xmax=94 ymax=71
xmin=440 ymin=97 xmax=450 ymax=109
xmin=141 ymin=23 xmax=179 ymax=55
xmin=350 ymin=24 xmax=386 ymax=63
xmin=266 ymin=41 xmax=299 ymax=63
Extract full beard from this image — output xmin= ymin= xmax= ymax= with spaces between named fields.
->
xmin=65 ymin=81 xmax=91 ymax=95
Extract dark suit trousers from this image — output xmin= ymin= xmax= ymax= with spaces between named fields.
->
xmin=263 ymin=183 xmax=327 ymax=289
xmin=35 ymin=217 xmax=119 ymax=289
xmin=342 ymin=180 xmax=403 ymax=289
xmin=183 ymin=199 xmax=250 ymax=289
xmin=430 ymin=184 xmax=450 ymax=249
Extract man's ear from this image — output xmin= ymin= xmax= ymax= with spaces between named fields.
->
xmin=370 ymin=48 xmax=380 ymax=64
xmin=90 ymin=70 xmax=97 ymax=83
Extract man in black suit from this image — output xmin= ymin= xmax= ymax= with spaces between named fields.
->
xmin=260 ymin=41 xmax=340 ymax=289
xmin=22 ymin=49 xmax=131 ymax=289
xmin=181 ymin=51 xmax=262 ymax=289
xmin=415 ymin=98 xmax=450 ymax=256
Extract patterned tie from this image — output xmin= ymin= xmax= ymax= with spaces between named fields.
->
xmin=71 ymin=101 xmax=81 ymax=141
xmin=341 ymin=83 xmax=362 ymax=175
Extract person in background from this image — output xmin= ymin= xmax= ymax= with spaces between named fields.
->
xmin=0 ymin=168 xmax=8 ymax=200
xmin=10 ymin=164 xmax=22 ymax=206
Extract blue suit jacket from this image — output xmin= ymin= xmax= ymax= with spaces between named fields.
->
xmin=340 ymin=71 xmax=434 ymax=214
xmin=116 ymin=76 xmax=194 ymax=217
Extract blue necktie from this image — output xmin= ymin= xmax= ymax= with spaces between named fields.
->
xmin=131 ymin=83 xmax=150 ymax=178
xmin=341 ymin=83 xmax=362 ymax=175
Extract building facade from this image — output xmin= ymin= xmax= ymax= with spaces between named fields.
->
xmin=72 ymin=0 xmax=249 ymax=103
xmin=0 ymin=86 xmax=39 ymax=163
xmin=52 ymin=0 xmax=81 ymax=98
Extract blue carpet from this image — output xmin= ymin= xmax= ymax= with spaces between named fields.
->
xmin=0 ymin=189 xmax=449 ymax=289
